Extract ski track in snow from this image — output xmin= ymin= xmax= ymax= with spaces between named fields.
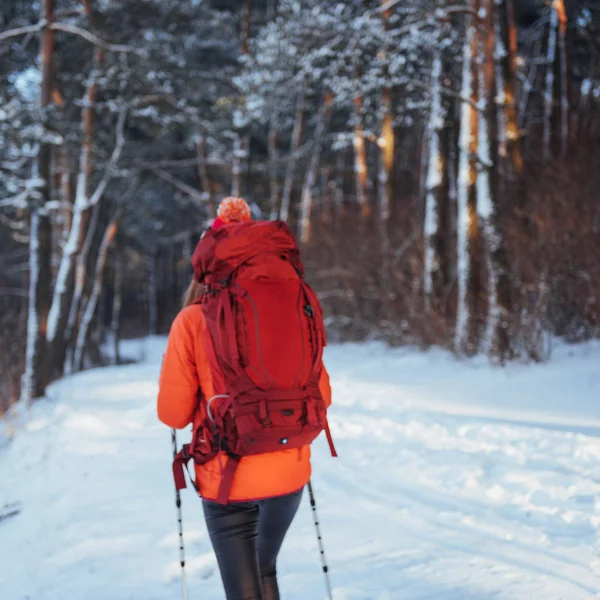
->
xmin=1 ymin=338 xmax=600 ymax=600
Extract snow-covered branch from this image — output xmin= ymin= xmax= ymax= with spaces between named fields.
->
xmin=0 ymin=24 xmax=44 ymax=43
xmin=0 ymin=21 xmax=144 ymax=55
xmin=86 ymin=107 xmax=128 ymax=209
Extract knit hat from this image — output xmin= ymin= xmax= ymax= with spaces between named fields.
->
xmin=212 ymin=197 xmax=252 ymax=229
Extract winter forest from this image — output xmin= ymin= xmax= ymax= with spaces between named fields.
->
xmin=1 ymin=0 xmax=599 ymax=414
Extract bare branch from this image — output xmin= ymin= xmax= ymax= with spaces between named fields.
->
xmin=374 ymin=0 xmax=419 ymax=15
xmin=152 ymin=169 xmax=209 ymax=204
xmin=0 ymin=212 xmax=27 ymax=230
xmin=132 ymin=158 xmax=231 ymax=170
xmin=50 ymin=23 xmax=146 ymax=55
xmin=86 ymin=107 xmax=128 ymax=209
xmin=0 ymin=24 xmax=43 ymax=43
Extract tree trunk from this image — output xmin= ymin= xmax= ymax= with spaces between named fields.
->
xmin=424 ymin=49 xmax=444 ymax=314
xmin=22 ymin=0 xmax=55 ymax=404
xmin=299 ymin=91 xmax=333 ymax=244
xmin=231 ymin=134 xmax=244 ymax=198
xmin=280 ymin=78 xmax=307 ymax=222
xmin=518 ymin=36 xmax=543 ymax=129
xmin=334 ymin=149 xmax=346 ymax=220
xmin=64 ymin=200 xmax=101 ymax=358
xmin=479 ymin=0 xmax=500 ymax=355
xmin=267 ymin=0 xmax=278 ymax=21
xmin=111 ymin=240 xmax=123 ymax=366
xmin=73 ymin=214 xmax=120 ymax=372
xmin=543 ymin=7 xmax=558 ymax=159
xmin=240 ymin=0 xmax=251 ymax=56
xmin=455 ymin=8 xmax=480 ymax=353
xmin=268 ymin=115 xmax=280 ymax=220
xmin=379 ymin=88 xmax=394 ymax=227
xmin=498 ymin=0 xmax=522 ymax=176
xmin=148 ymin=248 xmax=159 ymax=336
xmin=197 ymin=135 xmax=215 ymax=218
xmin=378 ymin=0 xmax=394 ymax=226
xmin=47 ymin=0 xmax=104 ymax=375
xmin=353 ymin=95 xmax=369 ymax=217
xmin=554 ymin=0 xmax=569 ymax=158
xmin=58 ymin=146 xmax=73 ymax=243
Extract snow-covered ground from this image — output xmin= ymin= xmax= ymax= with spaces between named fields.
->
xmin=1 ymin=337 xmax=600 ymax=599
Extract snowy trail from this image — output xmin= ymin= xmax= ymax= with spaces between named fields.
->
xmin=1 ymin=338 xmax=599 ymax=599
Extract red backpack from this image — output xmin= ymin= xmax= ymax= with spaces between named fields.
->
xmin=173 ymin=220 xmax=337 ymax=504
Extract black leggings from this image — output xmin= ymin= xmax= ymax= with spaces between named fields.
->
xmin=203 ymin=487 xmax=304 ymax=600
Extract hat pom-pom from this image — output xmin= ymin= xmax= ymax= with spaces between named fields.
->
xmin=216 ymin=197 xmax=252 ymax=224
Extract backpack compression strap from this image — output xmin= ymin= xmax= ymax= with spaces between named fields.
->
xmin=173 ymin=444 xmax=197 ymax=492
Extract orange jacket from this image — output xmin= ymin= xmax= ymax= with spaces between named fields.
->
xmin=157 ymin=303 xmax=332 ymax=502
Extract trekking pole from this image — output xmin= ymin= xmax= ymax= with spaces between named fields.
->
xmin=308 ymin=480 xmax=333 ymax=600
xmin=171 ymin=429 xmax=189 ymax=600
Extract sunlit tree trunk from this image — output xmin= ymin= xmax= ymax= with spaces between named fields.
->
xmin=498 ymin=0 xmax=522 ymax=176
xmin=353 ymin=94 xmax=369 ymax=217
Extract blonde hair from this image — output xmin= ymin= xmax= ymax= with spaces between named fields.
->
xmin=183 ymin=278 xmax=203 ymax=307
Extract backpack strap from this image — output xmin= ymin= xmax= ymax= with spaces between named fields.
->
xmin=173 ymin=444 xmax=199 ymax=492
xmin=324 ymin=417 xmax=338 ymax=458
xmin=216 ymin=455 xmax=241 ymax=505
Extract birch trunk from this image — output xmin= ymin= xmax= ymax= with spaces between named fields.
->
xmin=479 ymin=0 xmax=499 ymax=354
xmin=73 ymin=215 xmax=120 ymax=372
xmin=22 ymin=0 xmax=55 ymax=403
xmin=58 ymin=147 xmax=73 ymax=243
xmin=424 ymin=50 xmax=444 ymax=314
xmin=299 ymin=91 xmax=333 ymax=244
xmin=280 ymin=79 xmax=307 ymax=222
xmin=455 ymin=9 xmax=479 ymax=352
xmin=64 ymin=201 xmax=101 ymax=353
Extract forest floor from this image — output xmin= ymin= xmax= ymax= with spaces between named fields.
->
xmin=1 ymin=337 xmax=599 ymax=599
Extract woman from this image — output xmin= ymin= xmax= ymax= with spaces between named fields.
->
xmin=157 ymin=198 xmax=333 ymax=600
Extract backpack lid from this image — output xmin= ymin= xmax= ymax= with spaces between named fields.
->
xmin=191 ymin=220 xmax=303 ymax=283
